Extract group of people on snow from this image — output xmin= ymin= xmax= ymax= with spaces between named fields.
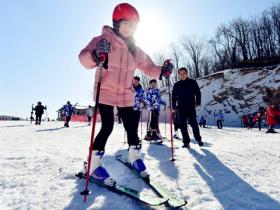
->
xmin=28 ymin=3 xmax=279 ymax=187
xmin=241 ymin=105 xmax=280 ymax=133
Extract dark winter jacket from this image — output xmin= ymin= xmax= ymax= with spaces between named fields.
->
xmin=63 ymin=104 xmax=74 ymax=117
xmin=34 ymin=105 xmax=46 ymax=116
xmin=172 ymin=78 xmax=201 ymax=110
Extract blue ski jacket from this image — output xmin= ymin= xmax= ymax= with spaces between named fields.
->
xmin=63 ymin=104 xmax=74 ymax=117
xmin=145 ymin=88 xmax=166 ymax=111
xmin=133 ymin=84 xmax=145 ymax=111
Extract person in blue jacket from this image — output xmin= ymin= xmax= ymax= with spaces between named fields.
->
xmin=133 ymin=76 xmax=145 ymax=134
xmin=63 ymin=101 xmax=74 ymax=127
xmin=215 ymin=110 xmax=224 ymax=129
xmin=144 ymin=79 xmax=166 ymax=141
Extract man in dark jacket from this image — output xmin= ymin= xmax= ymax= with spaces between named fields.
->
xmin=172 ymin=67 xmax=203 ymax=148
xmin=33 ymin=101 xmax=47 ymax=125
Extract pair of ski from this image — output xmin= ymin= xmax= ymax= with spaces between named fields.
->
xmin=76 ymin=155 xmax=187 ymax=208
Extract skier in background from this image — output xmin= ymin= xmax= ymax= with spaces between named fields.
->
xmin=79 ymin=3 xmax=173 ymax=185
xmin=242 ymin=114 xmax=249 ymax=128
xmin=266 ymin=104 xmax=280 ymax=133
xmin=199 ymin=115 xmax=206 ymax=128
xmin=172 ymin=67 xmax=204 ymax=148
xmin=144 ymin=79 xmax=166 ymax=141
xmin=63 ymin=101 xmax=74 ymax=127
xmin=215 ymin=110 xmax=224 ymax=129
xmin=87 ymin=105 xmax=93 ymax=126
xmin=33 ymin=101 xmax=47 ymax=125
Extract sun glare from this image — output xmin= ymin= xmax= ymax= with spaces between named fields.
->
xmin=135 ymin=11 xmax=170 ymax=55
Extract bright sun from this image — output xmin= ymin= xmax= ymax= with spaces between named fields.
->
xmin=134 ymin=11 xmax=170 ymax=55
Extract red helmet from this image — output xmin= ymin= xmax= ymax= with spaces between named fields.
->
xmin=112 ymin=3 xmax=140 ymax=23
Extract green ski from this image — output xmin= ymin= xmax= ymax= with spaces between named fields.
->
xmin=76 ymin=172 xmax=168 ymax=206
xmin=115 ymin=155 xmax=187 ymax=208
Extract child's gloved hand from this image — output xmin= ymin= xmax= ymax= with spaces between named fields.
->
xmin=92 ymin=38 xmax=111 ymax=69
xmin=159 ymin=59 xmax=174 ymax=80
xmin=96 ymin=38 xmax=111 ymax=56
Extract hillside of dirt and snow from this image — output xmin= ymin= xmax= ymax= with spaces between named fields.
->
xmin=158 ymin=65 xmax=280 ymax=127
xmin=196 ymin=65 xmax=280 ymax=126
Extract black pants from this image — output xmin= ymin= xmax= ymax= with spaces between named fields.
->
xmin=257 ymin=119 xmax=261 ymax=131
xmin=35 ymin=114 xmax=42 ymax=125
xmin=217 ymin=120 xmax=223 ymax=129
xmin=149 ymin=110 xmax=159 ymax=130
xmin=173 ymin=112 xmax=180 ymax=131
xmin=64 ymin=115 xmax=71 ymax=126
xmin=93 ymin=104 xmax=140 ymax=151
xmin=87 ymin=115 xmax=92 ymax=123
xmin=179 ymin=108 xmax=201 ymax=144
xmin=133 ymin=110 xmax=141 ymax=132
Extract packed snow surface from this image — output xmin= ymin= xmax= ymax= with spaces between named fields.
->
xmin=0 ymin=121 xmax=279 ymax=210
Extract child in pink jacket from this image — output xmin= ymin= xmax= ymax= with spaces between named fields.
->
xmin=79 ymin=3 xmax=173 ymax=185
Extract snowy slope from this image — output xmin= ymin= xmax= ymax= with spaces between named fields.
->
xmin=196 ymin=65 xmax=280 ymax=126
xmin=0 ymin=121 xmax=280 ymax=210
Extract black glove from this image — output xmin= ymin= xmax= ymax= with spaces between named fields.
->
xmin=92 ymin=38 xmax=111 ymax=69
xmin=159 ymin=59 xmax=174 ymax=80
xmin=96 ymin=38 xmax=111 ymax=55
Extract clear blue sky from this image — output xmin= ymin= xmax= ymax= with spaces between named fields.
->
xmin=0 ymin=0 xmax=277 ymax=119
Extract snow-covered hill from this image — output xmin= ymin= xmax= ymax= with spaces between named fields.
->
xmin=196 ymin=65 xmax=280 ymax=126
xmin=1 ymin=121 xmax=280 ymax=210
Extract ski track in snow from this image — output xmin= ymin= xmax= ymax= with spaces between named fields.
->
xmin=0 ymin=121 xmax=279 ymax=210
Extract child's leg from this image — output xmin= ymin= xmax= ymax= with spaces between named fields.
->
xmin=119 ymin=107 xmax=140 ymax=146
xmin=93 ymin=104 xmax=114 ymax=151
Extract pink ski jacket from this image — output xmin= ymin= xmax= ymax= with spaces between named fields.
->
xmin=79 ymin=26 xmax=161 ymax=107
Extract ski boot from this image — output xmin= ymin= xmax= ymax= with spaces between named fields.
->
xmin=128 ymin=145 xmax=149 ymax=178
xmin=87 ymin=150 xmax=116 ymax=186
xmin=152 ymin=130 xmax=162 ymax=140
xmin=182 ymin=143 xmax=190 ymax=148
xmin=266 ymin=129 xmax=278 ymax=133
xmin=144 ymin=130 xmax=153 ymax=141
xmin=182 ymin=139 xmax=190 ymax=148
xmin=197 ymin=140 xmax=204 ymax=147
xmin=173 ymin=131 xmax=181 ymax=140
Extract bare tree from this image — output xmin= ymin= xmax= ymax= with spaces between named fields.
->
xmin=270 ymin=3 xmax=280 ymax=53
xmin=181 ymin=35 xmax=206 ymax=78
xmin=168 ymin=42 xmax=182 ymax=83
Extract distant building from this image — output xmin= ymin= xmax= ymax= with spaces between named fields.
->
xmin=0 ymin=115 xmax=22 ymax=121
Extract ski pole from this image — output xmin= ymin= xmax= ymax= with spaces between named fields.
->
xmin=140 ymin=111 xmax=143 ymax=140
xmin=45 ymin=107 xmax=48 ymax=121
xmin=146 ymin=111 xmax=150 ymax=138
xmin=165 ymin=107 xmax=167 ymax=139
xmin=124 ymin=130 xmax=127 ymax=144
xmin=30 ymin=104 xmax=34 ymax=124
xmin=167 ymin=77 xmax=175 ymax=161
xmin=81 ymin=53 xmax=106 ymax=202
